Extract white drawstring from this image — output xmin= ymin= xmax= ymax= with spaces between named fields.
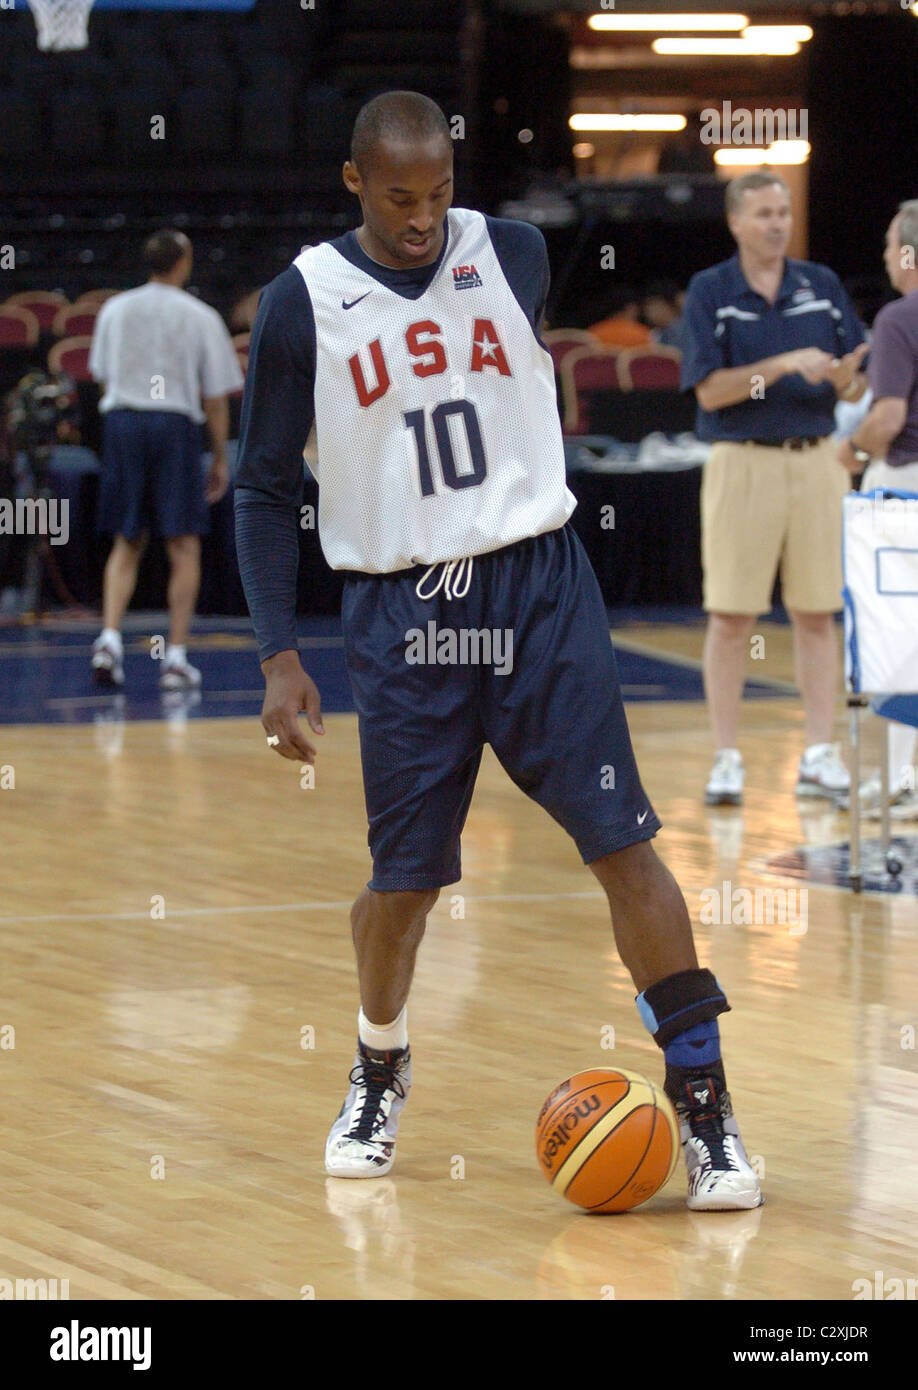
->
xmin=414 ymin=555 xmax=474 ymax=601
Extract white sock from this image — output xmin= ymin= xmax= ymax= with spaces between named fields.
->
xmin=887 ymin=722 xmax=917 ymax=792
xmin=358 ymin=1005 xmax=408 ymax=1053
xmin=101 ymin=626 xmax=122 ymax=652
xmin=166 ymin=643 xmax=186 ymax=666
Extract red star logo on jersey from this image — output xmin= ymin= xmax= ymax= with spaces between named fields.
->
xmin=473 ymin=327 xmax=501 ymax=364
xmin=470 ymin=320 xmax=511 ymax=376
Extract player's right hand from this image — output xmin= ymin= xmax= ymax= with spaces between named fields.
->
xmin=781 ymin=347 xmax=834 ymax=384
xmin=260 ymin=649 xmax=324 ymax=764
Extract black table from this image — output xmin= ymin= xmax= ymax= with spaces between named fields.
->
xmin=26 ymin=446 xmax=703 ymax=614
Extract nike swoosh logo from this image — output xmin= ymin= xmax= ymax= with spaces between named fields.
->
xmin=342 ymin=292 xmax=371 ymax=310
xmin=637 ymin=810 xmax=649 ymax=825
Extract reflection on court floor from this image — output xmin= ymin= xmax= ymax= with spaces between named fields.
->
xmin=1 ymin=613 xmax=915 ymax=1298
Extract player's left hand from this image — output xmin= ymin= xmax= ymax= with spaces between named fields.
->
xmin=206 ymin=454 xmax=229 ymax=503
xmin=824 ymin=342 xmax=870 ymax=396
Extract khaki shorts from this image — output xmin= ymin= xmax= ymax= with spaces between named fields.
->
xmin=701 ymin=438 xmax=850 ymax=614
xmin=861 ymin=458 xmax=918 ymax=493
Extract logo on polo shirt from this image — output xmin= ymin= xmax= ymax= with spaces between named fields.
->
xmin=791 ymin=287 xmax=815 ymax=304
xmin=452 ymin=264 xmax=483 ymax=290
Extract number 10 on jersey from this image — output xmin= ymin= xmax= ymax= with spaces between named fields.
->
xmin=404 ymin=400 xmax=488 ymax=497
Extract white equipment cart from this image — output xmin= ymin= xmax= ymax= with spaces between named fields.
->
xmin=843 ymin=489 xmax=918 ymax=891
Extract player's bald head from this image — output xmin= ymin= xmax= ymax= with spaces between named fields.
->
xmin=350 ymin=91 xmax=452 ymax=178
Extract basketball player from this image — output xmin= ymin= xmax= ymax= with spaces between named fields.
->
xmin=234 ymin=92 xmax=763 ymax=1211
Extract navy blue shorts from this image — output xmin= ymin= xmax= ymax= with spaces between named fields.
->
xmin=341 ymin=522 xmax=662 ymax=892
xmin=97 ymin=408 xmax=209 ymax=539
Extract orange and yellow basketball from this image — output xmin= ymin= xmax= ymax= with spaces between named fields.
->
xmin=536 ymin=1067 xmax=680 ymax=1213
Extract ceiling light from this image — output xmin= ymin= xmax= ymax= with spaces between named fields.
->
xmin=714 ymin=141 xmax=811 ymax=165
xmin=569 ymin=114 xmax=688 ymax=132
xmin=743 ymin=25 xmax=813 ymax=42
xmin=589 ymin=13 xmax=748 ymax=31
xmin=653 ymin=37 xmax=801 ymax=55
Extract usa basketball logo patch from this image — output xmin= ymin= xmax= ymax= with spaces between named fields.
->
xmin=452 ymin=264 xmax=483 ymax=290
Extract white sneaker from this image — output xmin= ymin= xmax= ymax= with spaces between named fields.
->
xmin=796 ymin=742 xmax=850 ymax=799
xmin=91 ymin=634 xmax=124 ymax=687
xmin=159 ymin=656 xmax=202 ymax=690
xmin=325 ymin=1042 xmax=412 ymax=1178
xmin=704 ymin=749 xmax=743 ymax=806
xmin=673 ymin=1073 xmax=763 ymax=1212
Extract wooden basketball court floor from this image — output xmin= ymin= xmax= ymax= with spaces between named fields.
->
xmin=1 ymin=617 xmax=916 ymax=1301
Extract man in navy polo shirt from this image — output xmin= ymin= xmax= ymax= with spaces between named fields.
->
xmin=681 ymin=171 xmax=869 ymax=806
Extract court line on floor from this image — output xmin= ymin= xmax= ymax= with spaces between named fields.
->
xmin=0 ymin=890 xmax=611 ymax=927
xmin=0 ymin=867 xmax=858 ymax=925
xmin=610 ymin=632 xmax=798 ymax=694
xmin=0 ymin=636 xmax=345 ymax=659
xmin=38 ymin=684 xmax=672 ymax=707
xmin=41 ymin=690 xmax=263 ymax=707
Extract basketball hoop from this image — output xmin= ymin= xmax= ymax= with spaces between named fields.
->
xmin=27 ymin=0 xmax=95 ymax=51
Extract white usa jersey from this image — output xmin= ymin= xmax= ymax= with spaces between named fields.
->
xmin=293 ymin=207 xmax=576 ymax=573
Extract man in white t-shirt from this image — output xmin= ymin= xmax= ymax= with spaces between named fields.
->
xmin=88 ymin=229 xmax=243 ymax=688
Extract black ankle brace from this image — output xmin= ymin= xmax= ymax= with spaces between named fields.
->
xmin=637 ymin=967 xmax=730 ymax=1048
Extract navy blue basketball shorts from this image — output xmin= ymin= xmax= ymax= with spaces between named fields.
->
xmin=341 ymin=522 xmax=662 ymax=892
xmin=97 ymin=408 xmax=209 ymax=540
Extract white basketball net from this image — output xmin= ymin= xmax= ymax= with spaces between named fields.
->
xmin=28 ymin=0 xmax=95 ymax=51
